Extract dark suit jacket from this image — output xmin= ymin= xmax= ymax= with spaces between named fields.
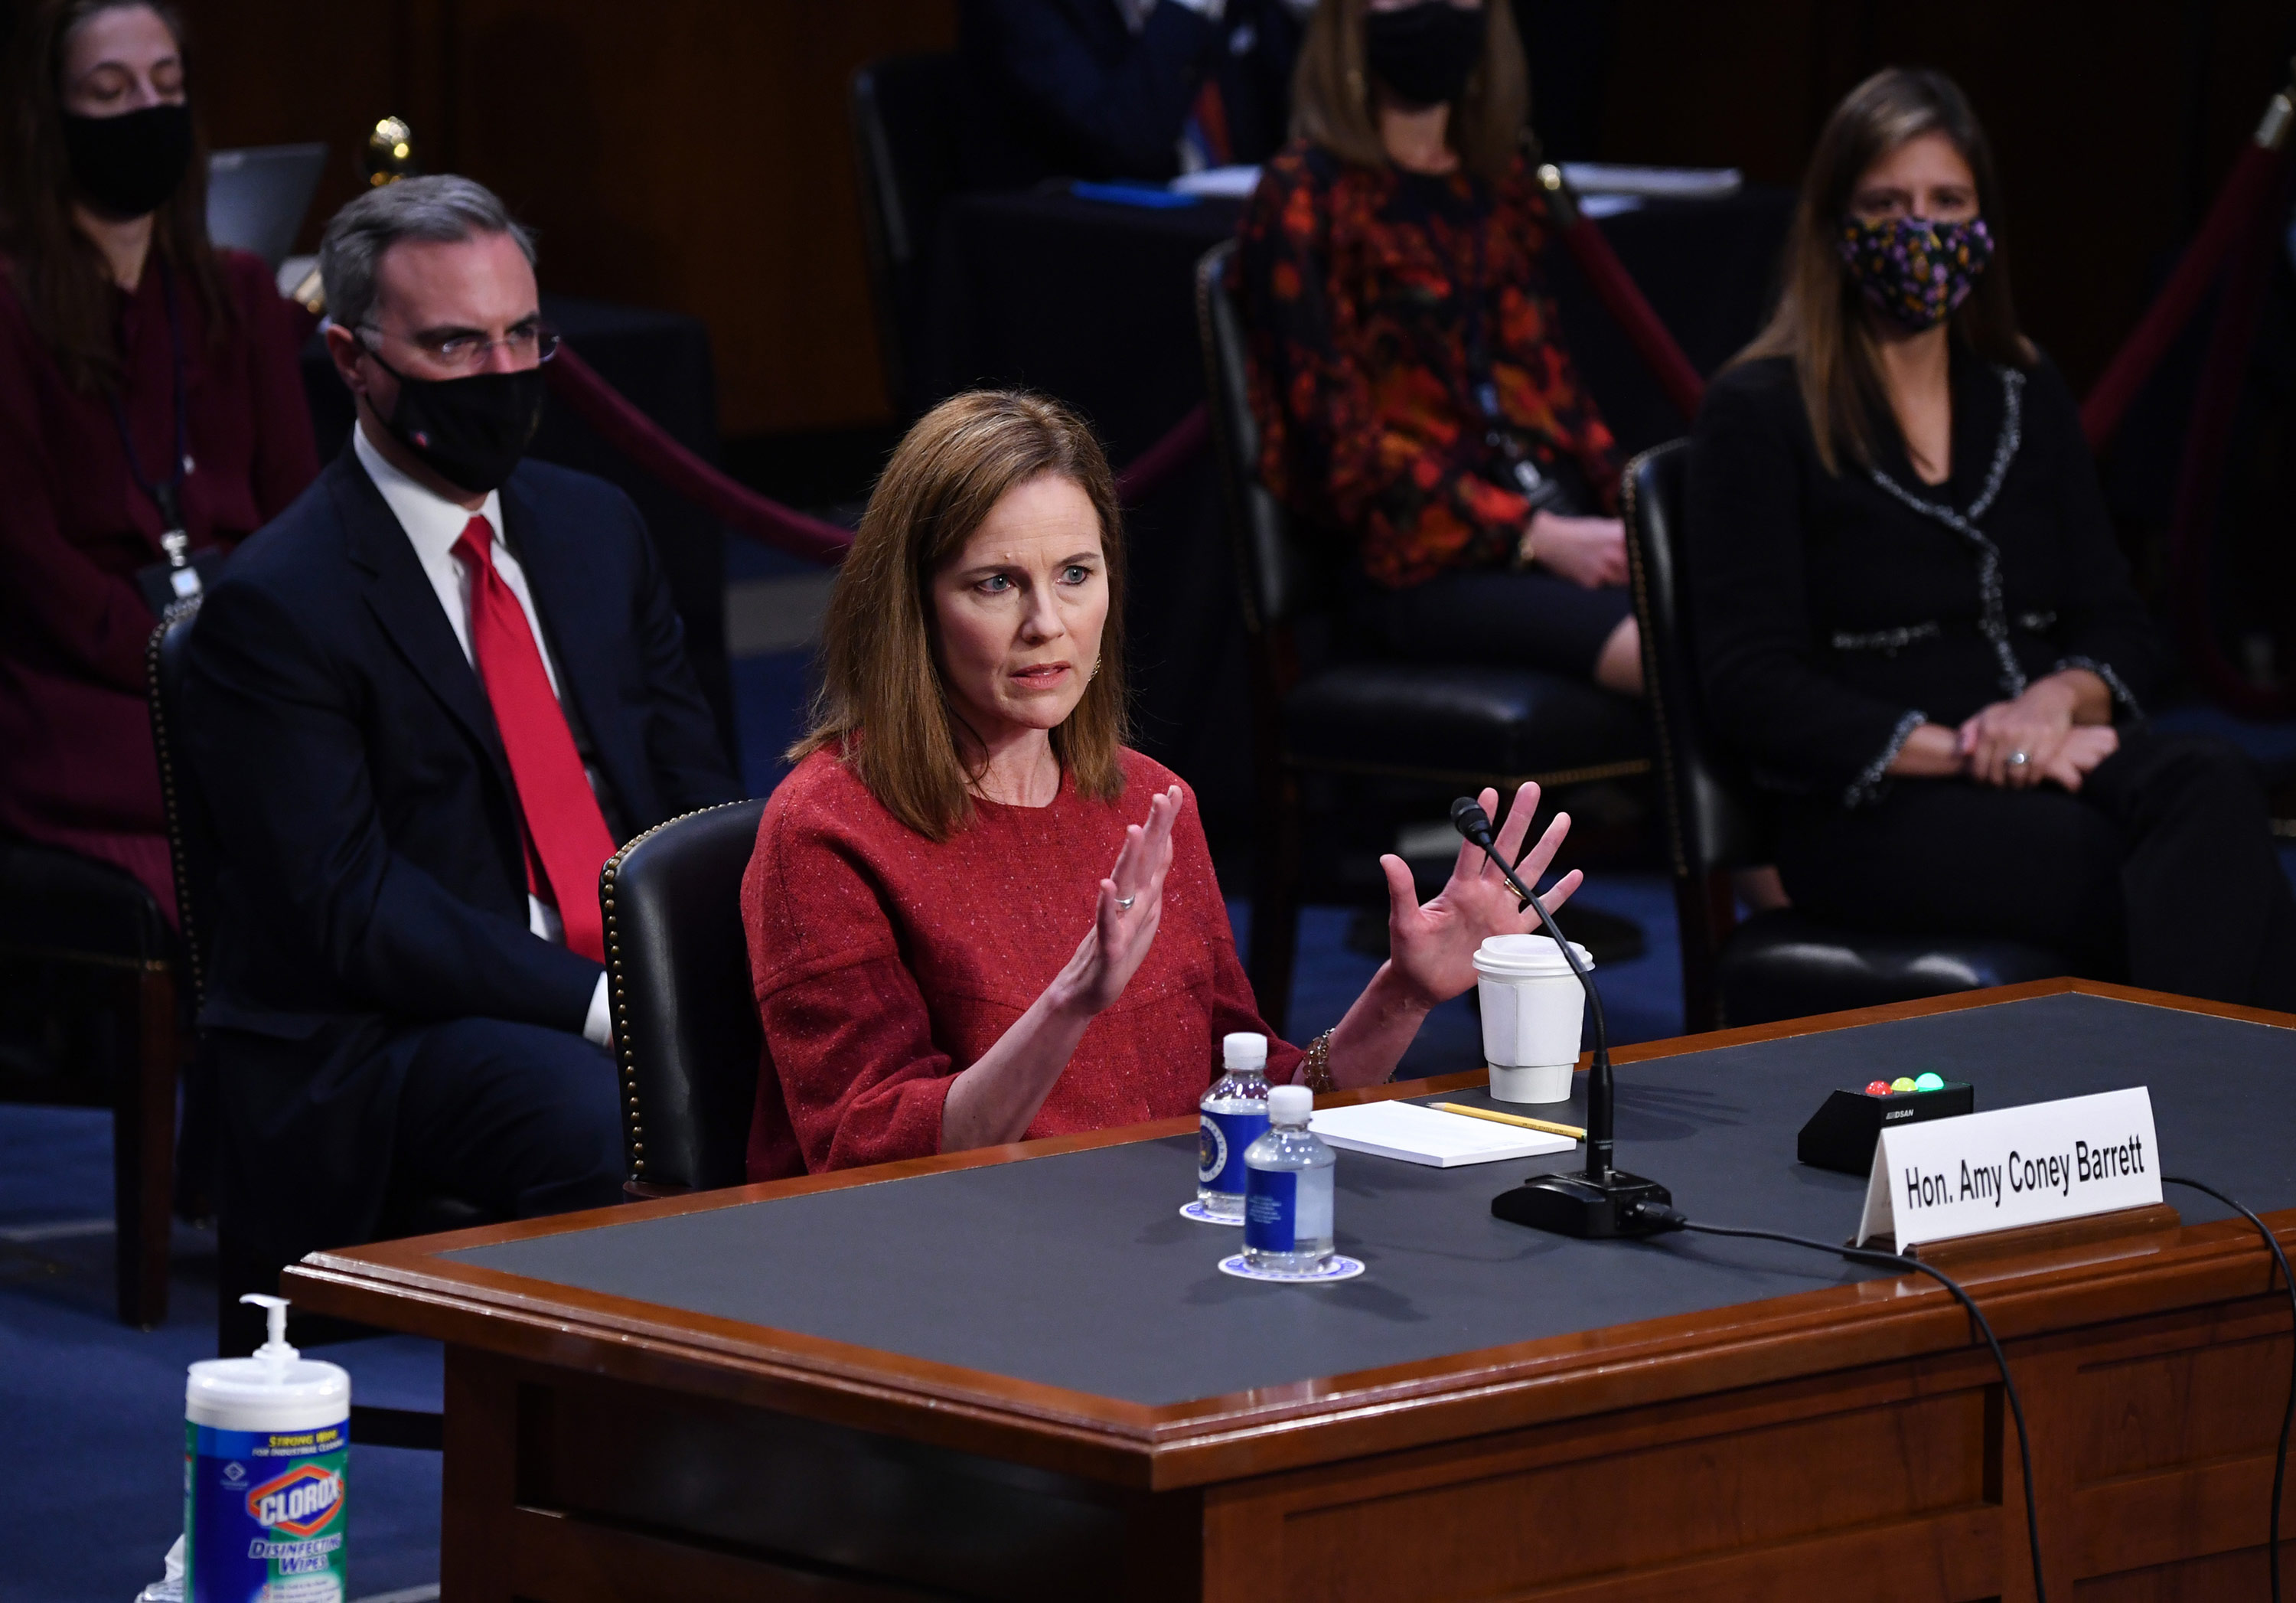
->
xmin=960 ymin=0 xmax=1302 ymax=186
xmin=1688 ymin=350 xmax=2161 ymax=810
xmin=184 ymin=446 xmax=742 ymax=1256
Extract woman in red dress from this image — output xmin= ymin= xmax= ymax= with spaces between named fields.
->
xmin=1233 ymin=0 xmax=1639 ymax=694
xmin=0 ymin=0 xmax=318 ymax=919
xmin=743 ymin=390 xmax=1587 ymax=1177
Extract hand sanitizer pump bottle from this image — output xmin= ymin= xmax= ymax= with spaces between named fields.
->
xmin=183 ymin=1294 xmax=351 ymax=1602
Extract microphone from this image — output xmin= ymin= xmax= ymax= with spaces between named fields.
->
xmin=1451 ymin=796 xmax=1672 ymax=1238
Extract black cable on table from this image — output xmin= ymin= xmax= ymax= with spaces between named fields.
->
xmin=1629 ymin=1204 xmax=2047 ymax=1603
xmin=2164 ymin=1176 xmax=2296 ymax=1603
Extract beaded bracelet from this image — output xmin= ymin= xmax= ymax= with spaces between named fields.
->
xmin=1303 ymin=1028 xmax=1337 ymax=1094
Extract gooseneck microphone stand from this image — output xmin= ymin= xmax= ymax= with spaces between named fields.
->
xmin=1451 ymin=798 xmax=1673 ymax=1238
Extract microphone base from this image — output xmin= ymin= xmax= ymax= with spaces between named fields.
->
xmin=1492 ymin=1168 xmax=1674 ymax=1239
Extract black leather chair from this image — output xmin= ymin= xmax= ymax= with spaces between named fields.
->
xmin=851 ymin=52 xmax=967 ymax=422
xmin=1620 ymin=439 xmax=2069 ymax=1030
xmin=0 ymin=831 xmax=181 ymax=1329
xmin=1196 ymin=240 xmax=1651 ymax=1034
xmin=155 ymin=605 xmax=488 ymax=1385
xmin=601 ymin=797 xmax=769 ymax=1194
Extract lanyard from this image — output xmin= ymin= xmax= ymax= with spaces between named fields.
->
xmin=105 ymin=258 xmax=194 ymax=570
xmin=1450 ymin=201 xmax=1567 ymax=512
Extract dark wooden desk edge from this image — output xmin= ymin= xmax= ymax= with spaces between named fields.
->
xmin=282 ymin=979 xmax=2296 ymax=1490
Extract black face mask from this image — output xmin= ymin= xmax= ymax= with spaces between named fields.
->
xmin=1362 ymin=2 xmax=1487 ymax=109
xmin=367 ymin=349 xmax=546 ymax=495
xmin=61 ymin=103 xmax=194 ymax=220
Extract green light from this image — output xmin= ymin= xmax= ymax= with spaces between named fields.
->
xmin=1913 ymin=1072 xmax=1945 ymax=1092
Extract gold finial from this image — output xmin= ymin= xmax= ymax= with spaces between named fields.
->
xmin=363 ymin=116 xmax=417 ymax=188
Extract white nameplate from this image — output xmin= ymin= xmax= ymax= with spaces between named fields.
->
xmin=1856 ymin=1086 xmax=2162 ymax=1252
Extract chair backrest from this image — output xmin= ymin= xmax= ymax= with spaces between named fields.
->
xmin=1195 ymin=239 xmax=1341 ymax=636
xmin=1620 ymin=440 xmax=1768 ymax=880
xmin=601 ymin=797 xmax=769 ymax=1193
xmin=148 ymin=600 xmax=218 ymax=1008
xmin=850 ymin=52 xmax=966 ymax=420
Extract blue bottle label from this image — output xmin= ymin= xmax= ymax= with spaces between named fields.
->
xmin=1197 ymin=1108 xmax=1267 ymax=1190
xmin=185 ymin=1419 xmax=348 ymax=1603
xmin=1244 ymin=1167 xmax=1296 ymax=1252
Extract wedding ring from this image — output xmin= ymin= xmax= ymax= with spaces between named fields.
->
xmin=2007 ymin=750 xmax=2030 ymax=767
xmin=1115 ymin=895 xmax=1136 ymax=910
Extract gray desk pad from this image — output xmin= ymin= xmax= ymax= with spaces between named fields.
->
xmin=449 ymin=994 xmax=2293 ymax=1407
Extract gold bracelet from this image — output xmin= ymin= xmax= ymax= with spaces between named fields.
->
xmin=1303 ymin=1028 xmax=1338 ymax=1095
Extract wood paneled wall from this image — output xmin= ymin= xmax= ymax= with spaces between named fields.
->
xmin=183 ymin=0 xmax=954 ymax=436
xmin=178 ymin=1 xmax=2286 ymax=432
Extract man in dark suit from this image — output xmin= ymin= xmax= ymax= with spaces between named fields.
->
xmin=185 ymin=176 xmax=742 ymax=1333
xmin=960 ymin=0 xmax=1309 ymax=187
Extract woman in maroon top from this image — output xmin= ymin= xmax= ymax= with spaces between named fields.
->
xmin=0 ymin=0 xmax=318 ymax=919
xmin=1233 ymin=0 xmax=1639 ymax=694
xmin=744 ymin=390 xmax=1585 ymax=1178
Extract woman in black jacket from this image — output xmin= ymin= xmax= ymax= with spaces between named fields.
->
xmin=1688 ymin=67 xmax=2295 ymax=1008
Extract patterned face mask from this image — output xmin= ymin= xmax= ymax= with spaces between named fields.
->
xmin=1837 ymin=214 xmax=1994 ymax=331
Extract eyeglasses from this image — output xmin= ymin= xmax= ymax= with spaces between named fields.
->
xmin=355 ymin=320 xmax=560 ymax=373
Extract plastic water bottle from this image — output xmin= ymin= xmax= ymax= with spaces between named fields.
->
xmin=1196 ymin=1031 xmax=1270 ymax=1222
xmin=1243 ymin=1084 xmax=1336 ymax=1272
xmin=184 ymin=1294 xmax=351 ymax=1603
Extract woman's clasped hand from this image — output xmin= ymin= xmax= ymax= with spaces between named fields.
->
xmin=1521 ymin=510 xmax=1629 ymax=589
xmin=1955 ymin=676 xmax=2118 ymax=792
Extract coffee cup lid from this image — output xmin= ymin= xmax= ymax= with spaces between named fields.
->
xmin=1472 ymin=932 xmax=1594 ymax=976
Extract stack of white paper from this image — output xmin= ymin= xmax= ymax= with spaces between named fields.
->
xmin=1308 ymin=1102 xmax=1575 ymax=1168
xmin=1559 ymin=162 xmax=1743 ymax=200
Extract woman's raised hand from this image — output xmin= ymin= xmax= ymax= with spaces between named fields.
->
xmin=1052 ymin=784 xmax=1183 ymax=1019
xmin=1381 ymin=782 xmax=1583 ymax=1007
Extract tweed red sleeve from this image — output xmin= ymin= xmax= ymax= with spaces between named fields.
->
xmin=742 ymin=782 xmax=955 ymax=1175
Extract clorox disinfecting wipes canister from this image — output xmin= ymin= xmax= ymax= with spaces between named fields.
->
xmin=184 ymin=1294 xmax=350 ymax=1603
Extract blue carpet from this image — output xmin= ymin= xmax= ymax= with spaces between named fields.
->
xmin=0 ymin=1108 xmax=445 ymax=1603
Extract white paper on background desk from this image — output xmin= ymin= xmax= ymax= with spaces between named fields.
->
xmin=1309 ymin=1102 xmax=1576 ymax=1168
xmin=1559 ymin=162 xmax=1743 ymax=199
xmin=1169 ymin=164 xmax=1263 ymax=199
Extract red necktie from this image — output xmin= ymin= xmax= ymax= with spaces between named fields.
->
xmin=452 ymin=518 xmax=616 ymax=962
xmin=1186 ymin=80 xmax=1233 ymax=168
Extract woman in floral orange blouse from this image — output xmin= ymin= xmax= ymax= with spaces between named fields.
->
xmin=1233 ymin=0 xmax=1639 ymax=694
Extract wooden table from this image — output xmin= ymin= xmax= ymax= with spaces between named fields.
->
xmin=287 ymin=980 xmax=2296 ymax=1601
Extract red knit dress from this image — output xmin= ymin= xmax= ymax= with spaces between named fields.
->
xmin=742 ymin=746 xmax=1303 ymax=1179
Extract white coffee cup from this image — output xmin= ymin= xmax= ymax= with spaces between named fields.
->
xmin=1473 ymin=933 xmax=1594 ymax=1103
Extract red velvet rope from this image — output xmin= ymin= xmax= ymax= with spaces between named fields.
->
xmin=2079 ymin=140 xmax=2285 ymax=455
xmin=544 ymin=345 xmax=856 ymax=563
xmin=1555 ymin=212 xmax=1707 ymax=422
xmin=1115 ymin=403 xmax=1209 ymax=501
xmin=2164 ymin=143 xmax=2296 ymax=719
xmin=546 ymin=350 xmax=1216 ymax=566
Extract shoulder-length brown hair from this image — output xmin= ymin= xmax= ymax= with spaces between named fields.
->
xmin=791 ymin=390 xmax=1132 ymax=841
xmin=1290 ymin=0 xmax=1531 ymax=183
xmin=1 ymin=0 xmax=230 ymax=394
xmin=1737 ymin=66 xmax=2034 ymax=475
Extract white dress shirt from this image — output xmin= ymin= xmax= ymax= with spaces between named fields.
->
xmin=353 ymin=422 xmax=612 ymax=1046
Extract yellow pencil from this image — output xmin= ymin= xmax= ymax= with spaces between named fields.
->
xmin=1432 ymin=1102 xmax=1587 ymax=1141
